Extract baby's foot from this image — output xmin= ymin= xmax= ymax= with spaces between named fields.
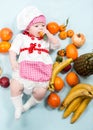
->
xmin=15 ymin=109 xmax=22 ymax=119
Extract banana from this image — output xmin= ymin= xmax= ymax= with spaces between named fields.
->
xmin=59 ymin=101 xmax=65 ymax=110
xmin=71 ymin=98 xmax=91 ymax=123
xmin=48 ymin=58 xmax=73 ymax=91
xmin=52 ymin=61 xmax=59 ymax=70
xmin=63 ymin=97 xmax=83 ymax=118
xmin=60 ymin=88 xmax=93 ymax=110
xmin=72 ymin=99 xmax=83 ymax=112
xmin=68 ymin=83 xmax=93 ymax=95
xmin=60 ymin=83 xmax=93 ymax=110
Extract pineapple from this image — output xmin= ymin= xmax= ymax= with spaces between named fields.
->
xmin=73 ymin=53 xmax=93 ymax=76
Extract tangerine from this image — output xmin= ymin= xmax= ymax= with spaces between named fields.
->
xmin=54 ymin=76 xmax=64 ymax=91
xmin=0 ymin=41 xmax=11 ymax=53
xmin=59 ymin=18 xmax=69 ymax=32
xmin=47 ymin=22 xmax=59 ymax=35
xmin=66 ymin=71 xmax=79 ymax=87
xmin=59 ymin=25 xmax=66 ymax=31
xmin=59 ymin=31 xmax=67 ymax=40
xmin=47 ymin=92 xmax=60 ymax=108
xmin=0 ymin=27 xmax=13 ymax=41
xmin=67 ymin=29 xmax=74 ymax=38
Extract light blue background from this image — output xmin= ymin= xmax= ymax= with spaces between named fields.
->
xmin=0 ymin=0 xmax=93 ymax=130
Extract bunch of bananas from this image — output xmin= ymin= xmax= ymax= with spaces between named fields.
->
xmin=59 ymin=83 xmax=93 ymax=123
xmin=48 ymin=58 xmax=73 ymax=91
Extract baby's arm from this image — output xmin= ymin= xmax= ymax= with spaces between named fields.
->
xmin=9 ymin=51 xmax=19 ymax=71
xmin=45 ymin=29 xmax=60 ymax=49
xmin=9 ymin=33 xmax=23 ymax=71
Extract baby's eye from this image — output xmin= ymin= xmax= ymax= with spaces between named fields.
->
xmin=42 ymin=24 xmax=45 ymax=27
xmin=35 ymin=25 xmax=38 ymax=27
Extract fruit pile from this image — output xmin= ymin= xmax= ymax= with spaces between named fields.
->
xmin=46 ymin=18 xmax=74 ymax=40
xmin=0 ymin=27 xmax=13 ymax=53
xmin=0 ymin=27 xmax=12 ymax=88
xmin=46 ymin=18 xmax=86 ymax=47
xmin=46 ymin=19 xmax=86 ymax=62
xmin=46 ymin=56 xmax=93 ymax=123
xmin=46 ymin=19 xmax=93 ymax=123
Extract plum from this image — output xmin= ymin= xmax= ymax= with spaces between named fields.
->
xmin=62 ymin=64 xmax=72 ymax=73
xmin=0 ymin=76 xmax=10 ymax=88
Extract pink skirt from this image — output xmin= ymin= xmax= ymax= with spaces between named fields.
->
xmin=19 ymin=61 xmax=52 ymax=82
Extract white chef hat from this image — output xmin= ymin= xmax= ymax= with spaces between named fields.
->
xmin=17 ymin=6 xmax=46 ymax=30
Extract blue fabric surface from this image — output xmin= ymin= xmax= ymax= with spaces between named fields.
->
xmin=0 ymin=0 xmax=93 ymax=130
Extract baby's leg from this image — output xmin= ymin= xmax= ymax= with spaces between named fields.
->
xmin=23 ymin=87 xmax=47 ymax=111
xmin=10 ymin=79 xmax=24 ymax=119
xmin=33 ymin=87 xmax=47 ymax=100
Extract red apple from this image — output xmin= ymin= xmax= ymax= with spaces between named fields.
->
xmin=0 ymin=76 xmax=10 ymax=88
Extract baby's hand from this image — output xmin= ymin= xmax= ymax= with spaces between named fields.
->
xmin=43 ymin=28 xmax=50 ymax=35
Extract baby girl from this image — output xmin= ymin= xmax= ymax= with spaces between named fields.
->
xmin=9 ymin=6 xmax=60 ymax=119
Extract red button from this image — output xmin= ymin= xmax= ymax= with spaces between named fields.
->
xmin=38 ymin=51 xmax=41 ymax=54
xmin=38 ymin=44 xmax=41 ymax=47
xmin=31 ymin=37 xmax=34 ymax=40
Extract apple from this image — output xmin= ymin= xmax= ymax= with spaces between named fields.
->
xmin=0 ymin=76 xmax=10 ymax=88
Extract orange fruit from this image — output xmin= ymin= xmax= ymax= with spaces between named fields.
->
xmin=66 ymin=71 xmax=79 ymax=87
xmin=0 ymin=27 xmax=13 ymax=41
xmin=38 ymin=31 xmax=44 ymax=38
xmin=0 ymin=29 xmax=1 ymax=38
xmin=59 ymin=31 xmax=67 ymax=40
xmin=0 ymin=41 xmax=11 ymax=53
xmin=59 ymin=18 xmax=69 ymax=32
xmin=59 ymin=25 xmax=66 ymax=31
xmin=47 ymin=22 xmax=59 ymax=34
xmin=66 ymin=44 xmax=78 ymax=60
xmin=67 ymin=29 xmax=74 ymax=38
xmin=54 ymin=76 xmax=64 ymax=91
xmin=47 ymin=92 xmax=60 ymax=108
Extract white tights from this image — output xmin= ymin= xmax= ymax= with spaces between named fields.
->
xmin=11 ymin=95 xmax=40 ymax=119
xmin=11 ymin=95 xmax=23 ymax=119
xmin=23 ymin=95 xmax=41 ymax=112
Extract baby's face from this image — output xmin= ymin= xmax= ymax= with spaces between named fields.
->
xmin=29 ymin=22 xmax=46 ymax=37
